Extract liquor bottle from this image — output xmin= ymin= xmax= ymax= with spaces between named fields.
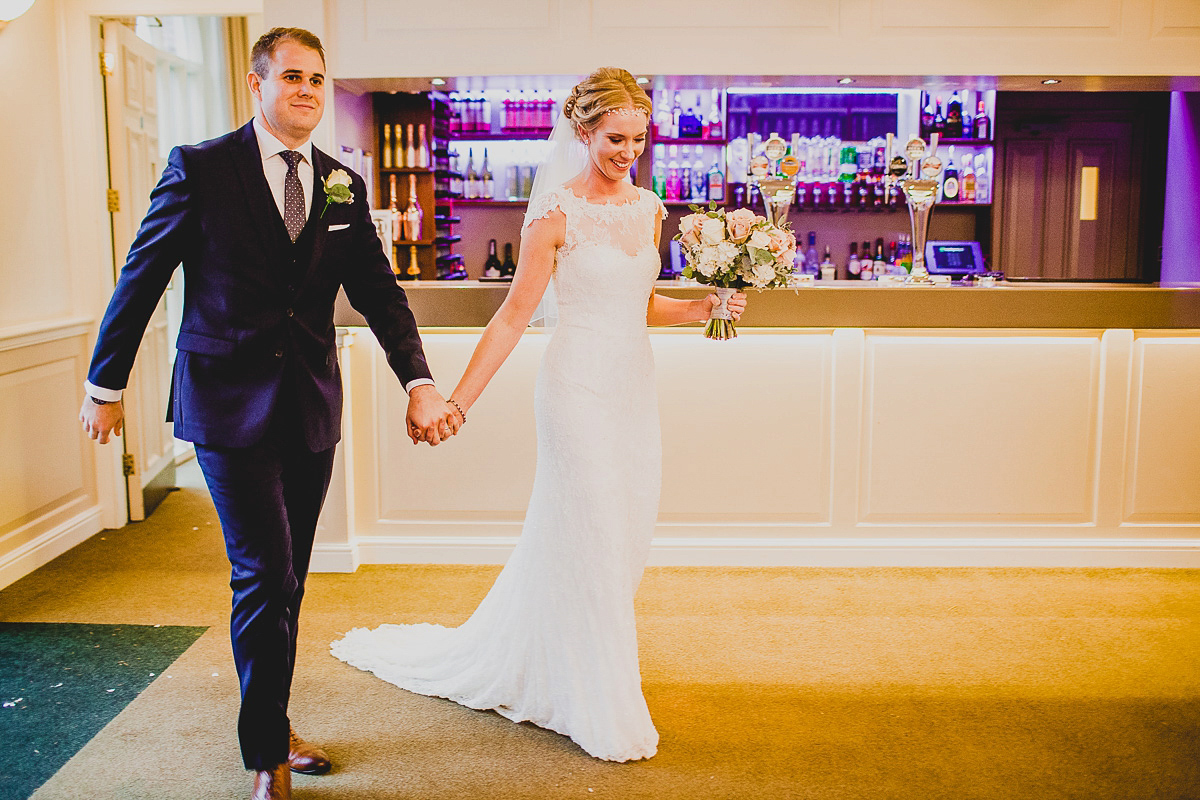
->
xmin=679 ymin=145 xmax=693 ymax=201
xmin=405 ymin=124 xmax=417 ymax=170
xmin=481 ymin=148 xmax=494 ymax=199
xmin=692 ymin=147 xmax=706 ymax=201
xmin=707 ymin=89 xmax=723 ymax=139
xmin=897 ymin=234 xmax=913 ymax=273
xmin=921 ymin=92 xmax=935 ymax=138
xmin=387 ymin=174 xmax=402 ymax=256
xmin=804 ymin=231 xmax=819 ymax=276
xmin=671 ymin=92 xmax=682 ymax=139
xmin=975 ymin=157 xmax=991 ymax=204
xmin=706 ymin=157 xmax=725 ymax=203
xmin=502 ymin=92 xmax=514 ymax=133
xmin=652 ymin=145 xmax=666 ymax=199
xmin=465 ymin=148 xmax=478 ymax=200
xmin=933 ymin=97 xmax=946 ymax=136
xmin=448 ymin=93 xmax=461 ymax=134
xmin=820 ymin=246 xmax=836 ymax=281
xmin=974 ymin=99 xmax=990 ymax=139
xmin=482 ymin=238 xmax=502 ymax=278
xmin=479 ymin=93 xmax=492 ymax=133
xmin=679 ymin=104 xmax=702 ymax=138
xmin=382 ymin=124 xmax=393 ymax=170
xmin=962 ymin=91 xmax=974 ymax=142
xmin=961 ymin=153 xmax=976 ymax=202
xmin=403 ymin=173 xmax=423 ymax=241
xmin=449 ymin=148 xmax=462 ymax=197
xmin=502 ymin=242 xmax=517 ymax=277
xmin=941 ymin=145 xmax=960 ymax=202
xmin=416 ymin=124 xmax=429 ymax=169
xmin=406 ymin=245 xmax=421 ymax=279
xmin=946 ymin=91 xmax=963 ymax=139
xmin=859 ymin=241 xmax=874 ymax=280
xmin=847 ymin=241 xmax=861 ymax=279
xmin=873 ymin=238 xmax=887 ymax=277
xmin=666 ymin=145 xmax=681 ymax=202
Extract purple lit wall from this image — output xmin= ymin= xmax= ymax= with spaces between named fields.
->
xmin=1162 ymin=92 xmax=1200 ymax=284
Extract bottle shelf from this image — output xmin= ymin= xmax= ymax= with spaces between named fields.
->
xmin=652 ymin=137 xmax=728 ymax=146
xmin=392 ymin=238 xmax=435 ymax=246
xmin=381 ymin=167 xmax=433 ymax=174
xmin=924 ymin=137 xmax=993 ymax=145
xmin=450 ymin=131 xmax=552 ymax=140
xmin=455 ymin=198 xmax=529 ymax=206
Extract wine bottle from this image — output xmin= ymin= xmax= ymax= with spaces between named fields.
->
xmin=502 ymin=242 xmax=517 ymax=277
xmin=873 ymin=238 xmax=886 ymax=277
xmin=946 ymin=91 xmax=963 ymax=139
xmin=382 ymin=124 xmax=393 ymax=170
xmin=403 ymin=173 xmax=423 ymax=241
xmin=482 ymin=238 xmax=502 ymax=277
xmin=920 ymin=92 xmax=935 ymax=138
xmin=933 ymin=97 xmax=946 ymax=136
xmin=847 ymin=242 xmax=861 ymax=279
xmin=481 ymin=148 xmax=494 ymax=200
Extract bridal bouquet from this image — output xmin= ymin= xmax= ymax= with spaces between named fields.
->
xmin=674 ymin=204 xmax=797 ymax=340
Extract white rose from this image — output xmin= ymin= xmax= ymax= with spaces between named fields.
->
xmin=748 ymin=230 xmax=771 ymax=249
xmin=326 ymin=168 xmax=353 ymax=188
xmin=715 ymin=241 xmax=739 ymax=264
xmin=699 ymin=216 xmax=726 ymax=245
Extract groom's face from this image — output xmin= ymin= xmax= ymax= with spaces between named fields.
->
xmin=248 ymin=40 xmax=325 ymax=147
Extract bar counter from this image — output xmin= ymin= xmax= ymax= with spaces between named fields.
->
xmin=335 ymin=280 xmax=1200 ymax=329
xmin=315 ymin=279 xmax=1200 ymax=573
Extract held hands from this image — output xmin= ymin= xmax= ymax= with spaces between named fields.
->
xmin=703 ymin=291 xmax=747 ymax=322
xmin=80 ymin=397 xmax=125 ymax=444
xmin=405 ymin=385 xmax=465 ymax=446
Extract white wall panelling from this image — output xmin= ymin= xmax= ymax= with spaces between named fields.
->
xmin=309 ymin=326 xmax=1200 ymax=572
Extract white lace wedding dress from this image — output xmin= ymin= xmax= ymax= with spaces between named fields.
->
xmin=331 ymin=185 xmax=667 ymax=762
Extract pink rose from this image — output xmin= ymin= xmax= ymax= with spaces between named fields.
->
xmin=680 ymin=229 xmax=701 ymax=248
xmin=726 ymin=208 xmax=756 ymax=243
xmin=776 ymin=248 xmax=795 ymax=266
xmin=768 ymin=230 xmax=787 ymax=252
xmin=678 ymin=213 xmax=705 ymax=237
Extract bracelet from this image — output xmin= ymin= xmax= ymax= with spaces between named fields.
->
xmin=446 ymin=398 xmax=466 ymax=424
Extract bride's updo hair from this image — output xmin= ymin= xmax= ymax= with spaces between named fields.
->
xmin=562 ymin=67 xmax=652 ymax=139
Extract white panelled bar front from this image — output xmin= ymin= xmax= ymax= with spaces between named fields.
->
xmin=313 ymin=324 xmax=1200 ymax=571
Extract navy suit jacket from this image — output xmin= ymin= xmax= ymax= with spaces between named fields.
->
xmin=88 ymin=121 xmax=432 ymax=451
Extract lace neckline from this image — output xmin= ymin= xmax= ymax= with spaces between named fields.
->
xmin=557 ymin=185 xmax=645 ymax=208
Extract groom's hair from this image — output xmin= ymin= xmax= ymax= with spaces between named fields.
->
xmin=251 ymin=27 xmax=326 ymax=78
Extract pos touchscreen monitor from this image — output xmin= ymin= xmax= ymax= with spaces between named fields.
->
xmin=923 ymin=240 xmax=986 ymax=275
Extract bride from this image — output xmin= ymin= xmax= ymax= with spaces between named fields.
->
xmin=331 ymin=67 xmax=746 ymax=762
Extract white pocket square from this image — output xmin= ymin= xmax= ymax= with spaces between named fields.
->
xmin=327 ymin=223 xmax=350 ymax=231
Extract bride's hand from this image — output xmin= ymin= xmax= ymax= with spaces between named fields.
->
xmin=705 ymin=292 xmax=747 ymax=321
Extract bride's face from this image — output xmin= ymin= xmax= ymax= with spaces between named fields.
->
xmin=582 ymin=107 xmax=647 ymax=182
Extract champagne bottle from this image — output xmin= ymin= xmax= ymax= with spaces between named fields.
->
xmin=405 ymin=123 xmax=416 ymax=170
xmin=382 ymin=124 xmax=393 ymax=170
xmin=403 ymin=173 xmax=423 ymax=241
xmin=416 ymin=123 xmax=429 ymax=168
xmin=394 ymin=122 xmax=405 ymax=168
xmin=465 ymin=148 xmax=478 ymax=199
xmin=502 ymin=242 xmax=517 ymax=277
xmin=387 ymin=174 xmax=401 ymax=271
xmin=406 ymin=245 xmax=421 ymax=279
xmin=482 ymin=238 xmax=502 ymax=277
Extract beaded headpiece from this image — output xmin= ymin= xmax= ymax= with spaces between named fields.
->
xmin=605 ymin=107 xmax=648 ymax=117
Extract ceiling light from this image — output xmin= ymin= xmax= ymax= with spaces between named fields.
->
xmin=431 ymin=78 xmax=446 ymax=86
xmin=838 ymin=77 xmax=855 ymax=85
xmin=1041 ymin=78 xmax=1061 ymax=85
xmin=0 ymin=0 xmax=37 ymax=28
xmin=636 ymin=77 xmax=649 ymax=84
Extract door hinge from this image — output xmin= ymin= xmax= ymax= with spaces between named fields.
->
xmin=122 ymin=453 xmax=136 ymax=477
xmin=100 ymin=51 xmax=115 ymax=77
xmin=107 ymin=189 xmax=120 ymax=212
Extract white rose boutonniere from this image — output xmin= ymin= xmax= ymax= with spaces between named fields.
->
xmin=321 ymin=169 xmax=354 ymax=218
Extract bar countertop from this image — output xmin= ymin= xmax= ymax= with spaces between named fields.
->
xmin=334 ymin=280 xmax=1200 ymax=329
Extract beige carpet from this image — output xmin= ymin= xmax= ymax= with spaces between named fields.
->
xmin=1 ymin=461 xmax=1198 ymax=799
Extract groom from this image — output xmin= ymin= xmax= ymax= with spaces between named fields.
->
xmin=79 ymin=27 xmax=460 ymax=800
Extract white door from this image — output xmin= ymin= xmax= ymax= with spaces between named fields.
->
xmin=102 ymin=20 xmax=176 ymax=521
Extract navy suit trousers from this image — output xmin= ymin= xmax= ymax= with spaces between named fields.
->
xmin=194 ymin=397 xmax=335 ymax=770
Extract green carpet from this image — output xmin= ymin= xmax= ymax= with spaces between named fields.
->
xmin=0 ymin=622 xmax=206 ymax=800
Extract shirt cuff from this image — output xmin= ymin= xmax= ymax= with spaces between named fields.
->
xmin=85 ymin=381 xmax=123 ymax=402
xmin=404 ymin=378 xmax=436 ymax=394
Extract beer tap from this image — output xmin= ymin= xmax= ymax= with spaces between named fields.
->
xmin=884 ymin=131 xmax=942 ymax=283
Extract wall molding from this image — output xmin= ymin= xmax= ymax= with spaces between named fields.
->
xmin=0 ymin=505 xmax=102 ymax=591
xmin=0 ymin=317 xmax=92 ymax=353
xmin=337 ymin=534 xmax=1200 ymax=569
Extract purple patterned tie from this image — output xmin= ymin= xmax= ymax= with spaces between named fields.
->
xmin=279 ymin=150 xmax=305 ymax=242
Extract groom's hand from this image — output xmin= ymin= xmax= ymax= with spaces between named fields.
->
xmin=80 ymin=396 xmax=124 ymax=444
xmin=406 ymin=385 xmax=459 ymax=446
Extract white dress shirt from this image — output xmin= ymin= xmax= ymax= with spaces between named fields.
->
xmin=86 ymin=119 xmax=433 ymax=402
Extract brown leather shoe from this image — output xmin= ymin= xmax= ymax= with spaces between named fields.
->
xmin=288 ymin=726 xmax=332 ymax=775
xmin=251 ymin=763 xmax=291 ymax=800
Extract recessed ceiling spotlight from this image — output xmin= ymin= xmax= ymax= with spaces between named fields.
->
xmin=636 ymin=76 xmax=649 ymax=84
xmin=838 ymin=77 xmax=855 ymax=85
xmin=430 ymin=78 xmax=446 ymax=86
xmin=1041 ymin=78 xmax=1061 ymax=85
